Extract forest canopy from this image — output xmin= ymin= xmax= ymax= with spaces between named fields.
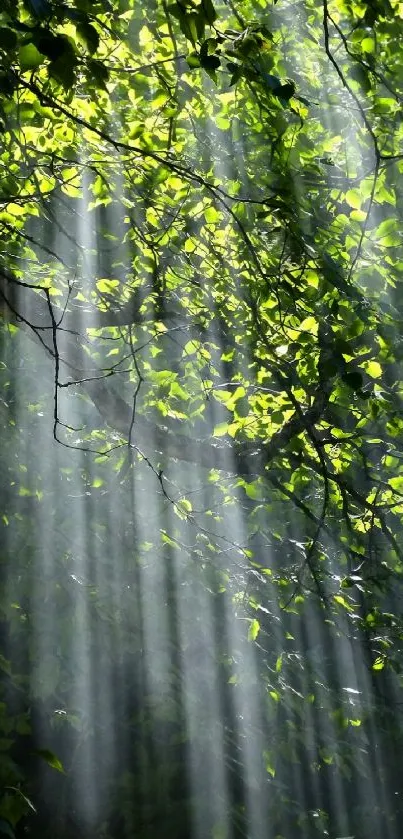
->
xmin=1 ymin=0 xmax=403 ymax=837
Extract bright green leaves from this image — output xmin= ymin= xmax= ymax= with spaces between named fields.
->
xmin=213 ymin=421 xmax=230 ymax=438
xmin=18 ymin=43 xmax=45 ymax=71
xmin=1 ymin=1 xmax=104 ymax=96
xmin=174 ymin=497 xmax=193 ymax=520
xmin=268 ymin=689 xmax=280 ymax=702
xmin=370 ymin=217 xmax=401 ymax=248
xmin=248 ymin=618 xmax=260 ymax=641
xmin=2 ymin=5 xmax=403 ymax=839
xmin=263 ymin=750 xmax=276 ymax=777
xmin=345 ymin=189 xmax=362 ymax=210
xmin=96 ymin=279 xmax=120 ymax=295
xmin=212 ymin=383 xmax=259 ymax=440
xmin=361 ymin=36 xmax=375 ymax=53
xmin=333 ymin=594 xmax=355 ymax=613
xmin=236 ymin=477 xmax=262 ymax=500
xmin=204 ymin=205 xmax=221 ymax=224
xmin=363 ymin=360 xmax=382 ymax=379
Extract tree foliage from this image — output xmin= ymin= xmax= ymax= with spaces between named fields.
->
xmin=1 ymin=0 xmax=403 ymax=836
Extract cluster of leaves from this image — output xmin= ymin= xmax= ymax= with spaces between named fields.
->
xmin=0 ymin=0 xmax=110 ymax=95
xmin=1 ymin=0 xmax=403 ymax=836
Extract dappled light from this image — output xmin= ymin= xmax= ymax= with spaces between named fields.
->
xmin=1 ymin=0 xmax=403 ymax=838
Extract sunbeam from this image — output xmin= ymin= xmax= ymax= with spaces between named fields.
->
xmin=1 ymin=0 xmax=403 ymax=838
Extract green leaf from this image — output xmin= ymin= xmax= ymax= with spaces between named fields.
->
xmin=200 ymin=52 xmax=220 ymax=81
xmin=204 ymin=205 xmax=220 ymax=223
xmin=350 ymin=209 xmax=366 ymax=222
xmin=243 ymin=481 xmax=259 ymax=499
xmin=175 ymin=8 xmax=199 ymax=44
xmin=361 ymin=37 xmax=375 ymax=53
xmin=374 ymin=218 xmax=400 ymax=239
xmin=333 ymin=594 xmax=354 ymax=612
xmin=365 ymin=361 xmax=382 ymax=378
xmin=276 ymin=81 xmax=295 ymax=101
xmin=18 ymin=43 xmax=45 ymax=71
xmin=48 ymin=54 xmax=77 ymax=89
xmin=86 ymin=58 xmax=109 ymax=89
xmin=341 ymin=371 xmax=363 ymax=391
xmin=33 ymin=749 xmax=65 ymax=773
xmin=248 ymin=618 xmax=260 ymax=641
xmin=213 ymin=422 xmax=229 ymax=437
xmin=349 ymin=63 xmax=371 ymax=92
xmin=34 ymin=32 xmax=72 ymax=61
xmin=34 ymin=33 xmax=78 ymax=88
xmin=76 ymin=22 xmax=100 ymax=54
xmin=201 ymin=0 xmax=217 ymax=25
xmin=186 ymin=51 xmax=201 ymax=68
xmin=269 ymin=689 xmax=280 ymax=702
xmin=235 ymin=396 xmax=249 ymax=417
xmin=345 ymin=189 xmax=362 ymax=210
